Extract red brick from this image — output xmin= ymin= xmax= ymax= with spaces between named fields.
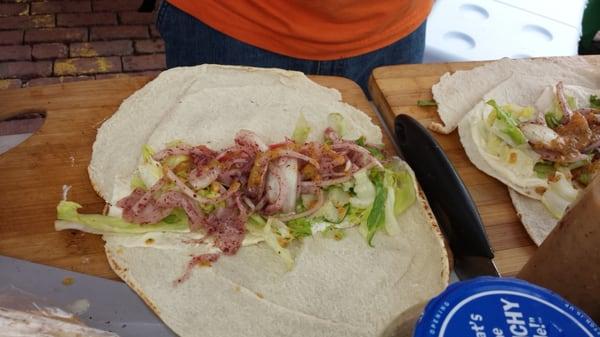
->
xmin=149 ymin=24 xmax=160 ymax=38
xmin=90 ymin=25 xmax=147 ymax=40
xmin=57 ymin=12 xmax=116 ymax=27
xmin=25 ymin=28 xmax=87 ymax=43
xmin=0 ymin=30 xmax=23 ymax=45
xmin=0 ymin=3 xmax=29 ymax=17
xmin=0 ymin=78 xmax=22 ymax=89
xmin=53 ymin=56 xmax=121 ymax=75
xmin=118 ymin=11 xmax=153 ymax=25
xmin=134 ymin=39 xmax=163 ymax=53
xmin=0 ymin=45 xmax=31 ymax=61
xmin=93 ymin=0 xmax=141 ymax=12
xmin=0 ymin=15 xmax=54 ymax=30
xmin=95 ymin=70 xmax=159 ymax=80
xmin=32 ymin=43 xmax=68 ymax=60
xmin=31 ymin=1 xmax=91 ymax=15
xmin=0 ymin=61 xmax=52 ymax=79
xmin=70 ymin=40 xmax=132 ymax=57
xmin=25 ymin=75 xmax=93 ymax=87
xmin=122 ymin=54 xmax=164 ymax=72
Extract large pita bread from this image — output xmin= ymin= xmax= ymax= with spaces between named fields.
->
xmin=90 ymin=65 xmax=449 ymax=337
xmin=431 ymin=57 xmax=600 ymax=134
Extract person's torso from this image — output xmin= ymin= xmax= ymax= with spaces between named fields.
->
xmin=167 ymin=0 xmax=432 ymax=60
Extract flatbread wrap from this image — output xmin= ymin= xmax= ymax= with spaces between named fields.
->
xmin=458 ymin=73 xmax=600 ymax=244
xmin=54 ymin=65 xmax=449 ymax=337
xmin=431 ymin=57 xmax=600 ymax=134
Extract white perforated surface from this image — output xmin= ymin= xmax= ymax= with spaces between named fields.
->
xmin=424 ymin=0 xmax=587 ymax=62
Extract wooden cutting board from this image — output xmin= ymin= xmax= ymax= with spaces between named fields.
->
xmin=0 ymin=75 xmax=394 ymax=281
xmin=368 ymin=55 xmax=600 ymax=276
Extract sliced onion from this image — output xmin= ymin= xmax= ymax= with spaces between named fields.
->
xmin=165 ymin=169 xmax=212 ymax=203
xmin=275 ymin=149 xmax=319 ymax=168
xmin=189 ymin=166 xmax=220 ymax=190
xmin=556 ymin=81 xmax=573 ymax=124
xmin=153 ymin=144 xmax=192 ymax=161
xmin=235 ymin=129 xmax=268 ymax=152
xmin=519 ymin=123 xmax=560 ymax=145
xmin=332 ymin=142 xmax=382 ymax=168
xmin=275 ymin=188 xmax=324 ymax=222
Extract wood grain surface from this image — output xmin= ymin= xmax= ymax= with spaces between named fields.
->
xmin=0 ymin=75 xmax=394 ymax=281
xmin=368 ymin=55 xmax=600 ymax=276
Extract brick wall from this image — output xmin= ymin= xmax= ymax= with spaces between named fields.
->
xmin=0 ymin=0 xmax=165 ymax=89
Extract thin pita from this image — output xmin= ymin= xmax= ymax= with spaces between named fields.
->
xmin=459 ymin=75 xmax=599 ymax=245
xmin=508 ymin=188 xmax=557 ymax=246
xmin=431 ymin=57 xmax=600 ymax=134
xmin=458 ymin=74 xmax=554 ymax=198
xmin=91 ymin=65 xmax=449 ymax=337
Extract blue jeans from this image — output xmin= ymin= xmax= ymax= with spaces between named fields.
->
xmin=157 ymin=1 xmax=426 ymax=95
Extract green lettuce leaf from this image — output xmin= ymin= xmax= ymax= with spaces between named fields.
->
xmin=366 ymin=170 xmax=387 ymax=246
xmin=355 ymin=136 xmax=385 ymax=160
xmin=286 ymin=218 xmax=313 ymax=238
xmin=55 ymin=200 xmax=189 ymax=234
xmin=545 ymin=112 xmax=562 ymax=129
xmin=416 ymin=99 xmax=437 ymax=106
xmin=292 ymin=113 xmax=311 ymax=144
xmin=487 ymin=99 xmax=527 ymax=145
xmin=590 ymin=95 xmax=600 ymax=109
xmin=534 ymin=162 xmax=555 ymax=178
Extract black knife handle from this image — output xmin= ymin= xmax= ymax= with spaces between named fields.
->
xmin=394 ymin=114 xmax=494 ymax=259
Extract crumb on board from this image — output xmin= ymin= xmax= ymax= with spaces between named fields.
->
xmin=62 ymin=277 xmax=75 ymax=286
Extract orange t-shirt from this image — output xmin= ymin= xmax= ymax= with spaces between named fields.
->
xmin=167 ymin=0 xmax=432 ymax=60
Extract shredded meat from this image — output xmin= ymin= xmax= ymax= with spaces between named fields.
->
xmin=117 ymin=128 xmax=380 ymax=258
xmin=531 ymin=112 xmax=596 ymax=163
xmin=205 ymin=199 xmax=247 ymax=255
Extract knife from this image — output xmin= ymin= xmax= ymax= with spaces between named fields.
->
xmin=394 ymin=114 xmax=499 ymax=279
xmin=0 ymin=255 xmax=176 ymax=337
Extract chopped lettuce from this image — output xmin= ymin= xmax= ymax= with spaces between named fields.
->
xmin=534 ymin=162 xmax=555 ymax=178
xmin=566 ymin=95 xmax=577 ymax=110
xmin=292 ymin=113 xmax=311 ymax=144
xmin=345 ymin=205 xmax=368 ymax=226
xmin=286 ymin=218 xmax=312 ymax=238
xmin=503 ymin=104 xmax=535 ymax=122
xmin=386 ymin=169 xmax=415 ymax=216
xmin=55 ymin=200 xmax=189 ymax=234
xmin=366 ymin=170 xmax=387 ymax=246
xmin=543 ymin=96 xmax=577 ymax=129
xmin=355 ymin=136 xmax=385 ymax=160
xmin=416 ymin=99 xmax=437 ymax=106
xmin=326 ymin=187 xmax=350 ymax=206
xmin=264 ymin=218 xmax=294 ymax=270
xmin=130 ymin=173 xmax=146 ymax=190
xmin=327 ymin=112 xmax=347 ymax=136
xmin=315 ymin=200 xmax=348 ymax=223
xmin=384 ymin=186 xmax=400 ymax=236
xmin=349 ymin=169 xmax=376 ymax=208
xmin=577 ymin=172 xmax=591 ymax=186
xmin=541 ymin=172 xmax=579 ymax=219
xmin=487 ymin=100 xmax=527 ymax=146
xmin=590 ymin=95 xmax=600 ymax=109
xmin=545 ymin=112 xmax=562 ymax=129
xmin=320 ymin=226 xmax=345 ymax=240
xmin=164 ymin=154 xmax=189 ymax=169
xmin=138 ymin=144 xmax=163 ymax=188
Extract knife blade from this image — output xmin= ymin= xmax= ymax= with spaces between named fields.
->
xmin=393 ymin=114 xmax=499 ymax=279
xmin=0 ymin=255 xmax=176 ymax=337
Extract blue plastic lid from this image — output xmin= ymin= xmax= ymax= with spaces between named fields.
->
xmin=414 ymin=277 xmax=599 ymax=337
